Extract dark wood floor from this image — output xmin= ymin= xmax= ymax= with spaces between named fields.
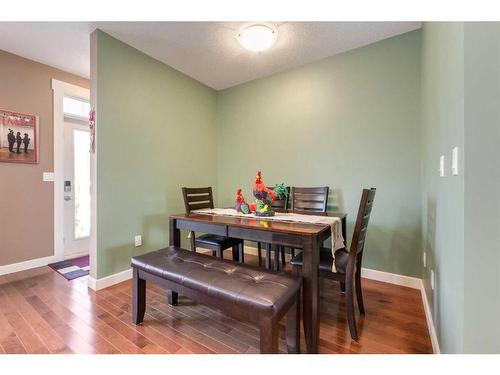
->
xmin=0 ymin=252 xmax=433 ymax=354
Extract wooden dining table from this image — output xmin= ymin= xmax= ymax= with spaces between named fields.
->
xmin=168 ymin=211 xmax=346 ymax=354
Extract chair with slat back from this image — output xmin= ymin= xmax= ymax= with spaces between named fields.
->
xmin=256 ymin=186 xmax=290 ymax=270
xmin=182 ymin=187 xmax=244 ymax=262
xmin=279 ymin=186 xmax=330 ymax=265
xmin=182 ymin=187 xmax=214 ymax=212
xmin=291 ymin=186 xmax=329 ymax=213
xmin=290 ymin=188 xmax=376 ymax=341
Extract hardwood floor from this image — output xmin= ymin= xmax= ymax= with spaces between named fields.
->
xmin=0 ymin=253 xmax=433 ymax=354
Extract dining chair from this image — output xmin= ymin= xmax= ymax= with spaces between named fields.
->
xmin=256 ymin=186 xmax=290 ymax=270
xmin=282 ymin=186 xmax=329 ymax=264
xmin=290 ymin=186 xmax=329 ymax=214
xmin=290 ymin=188 xmax=376 ymax=341
xmin=182 ymin=187 xmax=244 ymax=262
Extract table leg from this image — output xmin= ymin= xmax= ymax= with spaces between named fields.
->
xmin=169 ymin=218 xmax=181 ymax=247
xmin=168 ymin=218 xmax=180 ymax=305
xmin=302 ymin=235 xmax=320 ymax=353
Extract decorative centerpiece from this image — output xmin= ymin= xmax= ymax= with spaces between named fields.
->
xmin=234 ymin=188 xmax=250 ymax=214
xmin=252 ymin=171 xmax=289 ymax=217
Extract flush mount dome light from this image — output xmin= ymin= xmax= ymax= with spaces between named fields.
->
xmin=238 ymin=24 xmax=276 ymax=52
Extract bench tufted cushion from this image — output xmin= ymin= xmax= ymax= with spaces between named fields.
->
xmin=131 ymin=246 xmax=301 ymax=315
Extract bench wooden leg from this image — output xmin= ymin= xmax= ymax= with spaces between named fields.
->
xmin=167 ymin=289 xmax=178 ymax=306
xmin=259 ymin=316 xmax=279 ymax=354
xmin=286 ymin=292 xmax=301 ymax=353
xmin=132 ymin=268 xmax=146 ymax=325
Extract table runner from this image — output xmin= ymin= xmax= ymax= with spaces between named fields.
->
xmin=193 ymin=208 xmax=345 ymax=271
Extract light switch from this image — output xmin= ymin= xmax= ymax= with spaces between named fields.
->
xmin=43 ymin=172 xmax=54 ymax=182
xmin=452 ymin=147 xmax=459 ymax=175
xmin=134 ymin=235 xmax=142 ymax=247
xmin=439 ymin=155 xmax=445 ymax=177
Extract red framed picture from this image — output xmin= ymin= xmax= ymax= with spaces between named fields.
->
xmin=0 ymin=109 xmax=39 ymax=164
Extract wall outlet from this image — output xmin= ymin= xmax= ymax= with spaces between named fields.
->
xmin=439 ymin=155 xmax=445 ymax=177
xmin=430 ymin=269 xmax=435 ymax=290
xmin=423 ymin=251 xmax=427 ymax=268
xmin=452 ymin=146 xmax=459 ymax=175
xmin=134 ymin=235 xmax=142 ymax=247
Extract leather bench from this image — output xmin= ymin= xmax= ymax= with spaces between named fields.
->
xmin=131 ymin=246 xmax=301 ymax=353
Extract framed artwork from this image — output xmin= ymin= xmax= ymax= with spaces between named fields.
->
xmin=0 ymin=109 xmax=39 ymax=164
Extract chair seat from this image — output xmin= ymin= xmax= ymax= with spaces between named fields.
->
xmin=195 ymin=234 xmax=243 ymax=249
xmin=290 ymin=247 xmax=350 ymax=274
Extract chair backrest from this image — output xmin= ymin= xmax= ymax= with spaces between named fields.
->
xmin=349 ymin=188 xmax=376 ymax=257
xmin=270 ymin=185 xmax=290 ymax=212
xmin=182 ymin=187 xmax=214 ymax=213
xmin=290 ymin=186 xmax=329 ymax=214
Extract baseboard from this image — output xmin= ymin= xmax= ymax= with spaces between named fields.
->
xmin=64 ymin=251 xmax=89 ymax=260
xmin=0 ymin=255 xmax=57 ymax=276
xmin=419 ymin=280 xmax=440 ymax=354
xmin=360 ymin=267 xmax=422 ymax=289
xmin=87 ymin=268 xmax=132 ymax=291
xmin=246 ymin=245 xmax=421 ymax=289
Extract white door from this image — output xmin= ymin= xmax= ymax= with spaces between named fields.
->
xmin=63 ymin=119 xmax=90 ymax=258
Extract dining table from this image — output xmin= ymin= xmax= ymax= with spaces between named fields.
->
xmin=168 ymin=210 xmax=347 ymax=354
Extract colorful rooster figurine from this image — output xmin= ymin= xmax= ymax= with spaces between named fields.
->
xmin=252 ymin=171 xmax=277 ymax=216
xmin=234 ymin=188 xmax=250 ymax=214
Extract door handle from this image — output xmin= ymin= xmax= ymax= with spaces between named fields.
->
xmin=64 ymin=196 xmax=72 ymax=201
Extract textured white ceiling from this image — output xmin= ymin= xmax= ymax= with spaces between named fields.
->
xmin=0 ymin=22 xmax=421 ymax=90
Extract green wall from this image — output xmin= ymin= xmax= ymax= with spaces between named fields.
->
xmin=463 ymin=23 xmax=500 ymax=353
xmin=420 ymin=22 xmax=465 ymax=354
xmin=94 ymin=31 xmax=218 ymax=278
xmin=216 ymin=30 xmax=423 ymax=277
xmin=421 ymin=22 xmax=500 ymax=354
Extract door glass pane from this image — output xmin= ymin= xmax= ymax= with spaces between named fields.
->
xmin=73 ymin=130 xmax=90 ymax=239
xmin=64 ymin=96 xmax=90 ymax=119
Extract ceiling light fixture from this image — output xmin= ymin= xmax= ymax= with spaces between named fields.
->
xmin=238 ymin=24 xmax=276 ymax=52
